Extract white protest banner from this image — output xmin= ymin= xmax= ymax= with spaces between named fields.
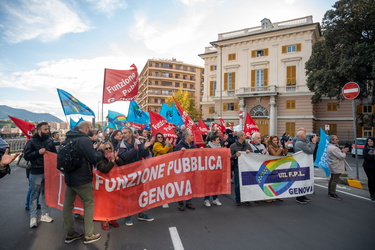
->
xmin=238 ymin=152 xmax=314 ymax=201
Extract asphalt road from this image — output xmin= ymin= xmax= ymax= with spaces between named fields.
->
xmin=0 ymin=157 xmax=374 ymax=250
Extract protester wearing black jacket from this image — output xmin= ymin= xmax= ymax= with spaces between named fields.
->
xmin=62 ymin=121 xmax=105 ymax=245
xmin=363 ymin=137 xmax=375 ymax=201
xmin=174 ymin=130 xmax=197 ymax=211
xmin=24 ymin=122 xmax=56 ymax=228
xmin=229 ymin=131 xmax=251 ymax=206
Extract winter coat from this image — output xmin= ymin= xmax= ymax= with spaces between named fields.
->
xmin=229 ymin=140 xmax=251 ymax=169
xmin=327 ymin=143 xmax=346 ymax=174
xmin=63 ymin=130 xmax=104 ymax=187
xmin=174 ymin=139 xmax=197 ymax=151
xmin=152 ymin=141 xmax=173 ymax=156
xmin=116 ymin=138 xmax=150 ymax=164
xmin=24 ymin=133 xmax=56 ymax=175
xmin=363 ymin=146 xmax=375 ymax=169
xmin=294 ymin=137 xmax=316 ymax=154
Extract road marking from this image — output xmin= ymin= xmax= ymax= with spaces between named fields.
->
xmin=169 ymin=227 xmax=184 ymax=250
xmin=162 ymin=204 xmax=169 ymax=208
xmin=314 ymin=183 xmax=371 ymax=201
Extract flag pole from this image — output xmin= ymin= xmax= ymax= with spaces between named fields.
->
xmin=102 ymin=69 xmax=107 ymax=130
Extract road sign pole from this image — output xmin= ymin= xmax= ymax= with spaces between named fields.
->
xmin=352 ymin=99 xmax=359 ymax=179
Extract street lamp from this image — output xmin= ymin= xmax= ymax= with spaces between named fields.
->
xmin=211 ymin=43 xmax=224 ymax=119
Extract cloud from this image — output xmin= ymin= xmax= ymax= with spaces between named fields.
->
xmin=85 ymin=0 xmax=128 ymax=17
xmin=0 ymin=56 xmax=144 ymax=119
xmin=2 ymin=0 xmax=91 ymax=43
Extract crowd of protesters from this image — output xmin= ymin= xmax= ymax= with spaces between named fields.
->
xmin=1 ymin=121 xmax=374 ymax=245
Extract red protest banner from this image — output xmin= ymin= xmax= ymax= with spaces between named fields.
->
xmin=44 ymin=148 xmax=231 ymax=221
xmin=102 ymin=64 xmax=139 ymax=104
xmin=198 ymin=119 xmax=209 ymax=135
xmin=244 ymin=113 xmax=260 ymax=137
xmin=149 ymin=111 xmax=177 ymax=145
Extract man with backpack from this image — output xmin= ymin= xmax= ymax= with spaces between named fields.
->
xmin=24 ymin=122 xmax=56 ymax=228
xmin=61 ymin=121 xmax=106 ymax=244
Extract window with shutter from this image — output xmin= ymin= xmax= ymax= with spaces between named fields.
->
xmin=228 ymin=53 xmax=236 ymax=61
xmin=264 ymin=48 xmax=269 ymax=56
xmin=234 ymin=103 xmax=238 ymax=111
xmin=251 ymin=70 xmax=256 ymax=87
xmin=251 ymin=50 xmax=256 ymax=57
xmin=230 ymin=72 xmax=236 ymax=90
xmin=286 ymin=100 xmax=296 ymax=109
xmin=209 ymin=81 xmax=214 ymax=96
xmin=264 ymin=68 xmax=268 ymax=86
xmin=286 ymin=66 xmax=296 ymax=85
xmin=327 ymin=103 xmax=338 ymax=111
xmin=286 ymin=122 xmax=296 ymax=137
xmin=282 ymin=45 xmax=287 ymax=54
xmin=224 ymin=73 xmax=228 ymax=91
xmin=223 ymin=103 xmax=227 ymax=111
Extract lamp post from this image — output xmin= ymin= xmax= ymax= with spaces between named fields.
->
xmin=211 ymin=43 xmax=224 ymax=119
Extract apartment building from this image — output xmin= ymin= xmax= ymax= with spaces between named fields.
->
xmin=137 ymin=58 xmax=204 ymax=114
xmin=199 ymin=16 xmax=356 ymax=140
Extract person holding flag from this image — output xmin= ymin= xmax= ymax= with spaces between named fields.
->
xmin=327 ymin=135 xmax=349 ymax=200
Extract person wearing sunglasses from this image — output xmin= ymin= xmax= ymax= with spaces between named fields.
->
xmin=96 ymin=142 xmax=121 ymax=230
xmin=152 ymin=133 xmax=173 ymax=157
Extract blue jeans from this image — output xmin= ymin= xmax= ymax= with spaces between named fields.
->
xmin=204 ymin=195 xmax=218 ymax=200
xmin=29 ymin=173 xmax=49 ymax=219
xmin=234 ymin=167 xmax=240 ymax=203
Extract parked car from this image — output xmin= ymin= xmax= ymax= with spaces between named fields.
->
xmin=351 ymin=138 xmax=367 ymax=157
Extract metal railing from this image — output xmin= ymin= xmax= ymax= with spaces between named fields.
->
xmin=4 ymin=138 xmax=27 ymax=152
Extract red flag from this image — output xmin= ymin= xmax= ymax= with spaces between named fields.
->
xmin=149 ymin=111 xmax=178 ymax=145
xmin=102 ymin=64 xmax=139 ymax=104
xmin=173 ymin=98 xmax=204 ymax=146
xmin=244 ymin=113 xmax=260 ymax=138
xmin=229 ymin=123 xmax=234 ymax=132
xmin=8 ymin=116 xmax=36 ymax=139
xmin=127 ymin=122 xmax=146 ymax=130
xmin=218 ymin=118 xmax=227 ymax=133
xmin=198 ymin=119 xmax=209 ymax=135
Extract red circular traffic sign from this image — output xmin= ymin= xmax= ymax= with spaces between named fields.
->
xmin=342 ymin=82 xmax=360 ymax=100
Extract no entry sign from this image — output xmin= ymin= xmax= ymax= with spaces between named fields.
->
xmin=342 ymin=82 xmax=360 ymax=100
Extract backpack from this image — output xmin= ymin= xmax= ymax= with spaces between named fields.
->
xmin=57 ymin=139 xmax=82 ymax=172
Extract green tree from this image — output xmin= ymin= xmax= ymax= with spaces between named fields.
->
xmin=306 ymin=0 xmax=375 ymax=103
xmin=166 ymin=88 xmax=202 ymax=121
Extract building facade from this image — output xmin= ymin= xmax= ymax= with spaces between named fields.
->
xmin=199 ymin=16 xmax=356 ymax=140
xmin=137 ymin=59 xmax=204 ymax=114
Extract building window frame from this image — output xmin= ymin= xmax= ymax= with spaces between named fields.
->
xmin=286 ymin=100 xmax=296 ymax=109
xmin=327 ymin=103 xmax=338 ymax=111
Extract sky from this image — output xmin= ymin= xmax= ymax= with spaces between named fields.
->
xmin=0 ymin=0 xmax=337 ymax=122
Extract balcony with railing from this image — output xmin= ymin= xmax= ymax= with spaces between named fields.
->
xmin=235 ymin=84 xmax=311 ymax=97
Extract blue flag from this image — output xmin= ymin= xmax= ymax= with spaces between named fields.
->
xmin=127 ymin=101 xmax=150 ymax=125
xmin=57 ymin=89 xmax=95 ymax=117
xmin=107 ymin=110 xmax=127 ymax=130
xmin=69 ymin=117 xmax=84 ymax=130
xmin=159 ymin=103 xmax=184 ymax=127
xmin=314 ymin=128 xmax=330 ymax=177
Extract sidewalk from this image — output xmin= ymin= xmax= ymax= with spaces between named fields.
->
xmin=314 ymin=154 xmax=368 ymax=191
